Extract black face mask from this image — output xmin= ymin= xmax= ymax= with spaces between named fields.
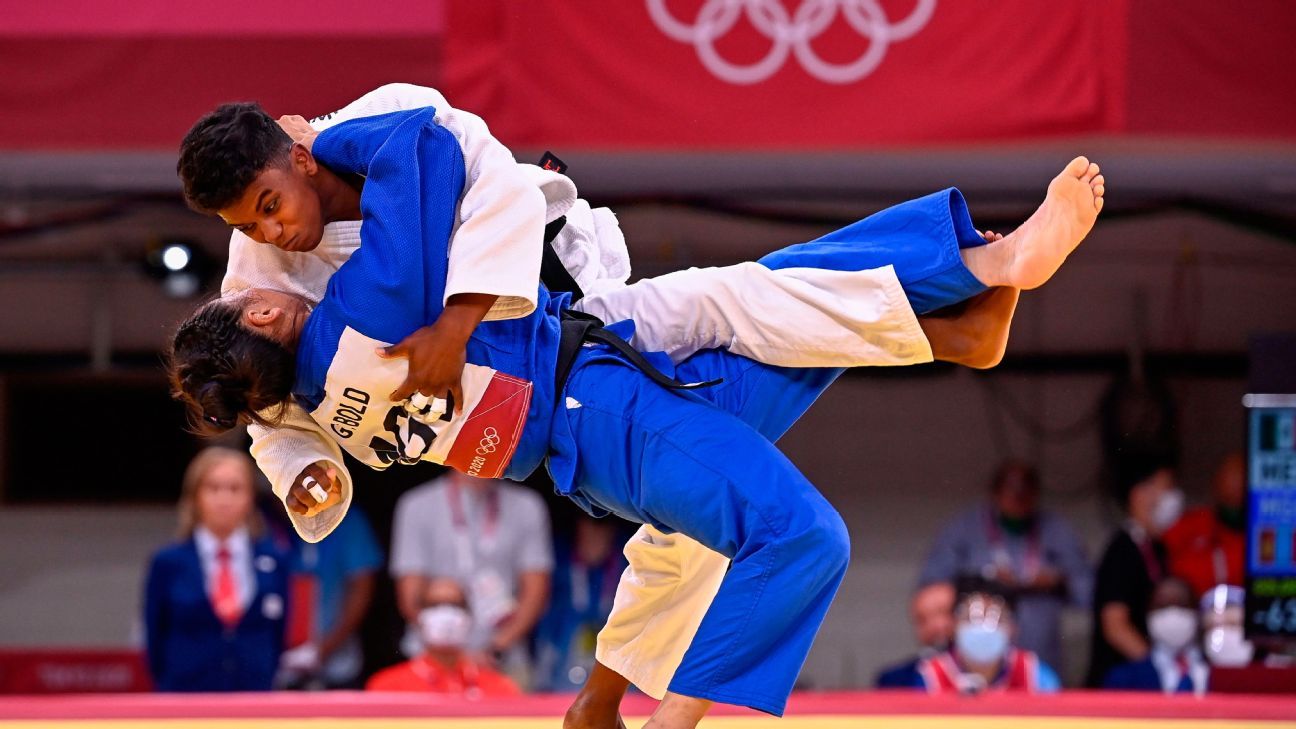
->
xmin=997 ymin=512 xmax=1035 ymax=536
xmin=1216 ymin=504 xmax=1245 ymax=532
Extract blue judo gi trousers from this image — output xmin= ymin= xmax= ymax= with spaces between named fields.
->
xmin=549 ymin=188 xmax=989 ymax=714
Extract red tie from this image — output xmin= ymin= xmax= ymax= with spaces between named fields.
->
xmin=212 ymin=547 xmax=243 ymax=627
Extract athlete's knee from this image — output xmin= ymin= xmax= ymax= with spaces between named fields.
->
xmin=811 ymin=507 xmax=851 ymax=576
xmin=779 ymin=502 xmax=850 ymax=580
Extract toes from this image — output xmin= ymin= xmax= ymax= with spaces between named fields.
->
xmin=1094 ymin=196 xmax=1105 ymax=213
xmin=1066 ymin=156 xmax=1090 ymax=178
xmin=1092 ymin=174 xmax=1105 ymax=191
xmin=1094 ymin=183 xmax=1105 ymax=198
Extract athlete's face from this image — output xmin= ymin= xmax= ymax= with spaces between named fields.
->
xmin=219 ymin=145 xmax=325 ymax=252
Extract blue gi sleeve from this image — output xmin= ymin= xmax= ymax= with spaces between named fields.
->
xmin=299 ymin=106 xmax=467 ymax=379
xmin=312 ymin=107 xmax=438 ymax=177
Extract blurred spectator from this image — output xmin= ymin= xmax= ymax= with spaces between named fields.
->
xmin=1201 ymin=585 xmax=1255 ymax=667
xmin=874 ymin=582 xmax=956 ymax=688
xmin=533 ymin=514 xmax=627 ymax=691
xmin=390 ymin=472 xmax=553 ymax=678
xmin=1086 ymin=456 xmax=1183 ymax=687
xmin=910 ymin=579 xmax=1060 ymax=694
xmin=1103 ymin=577 xmax=1207 ymax=693
xmin=278 ymin=509 xmax=384 ymax=689
xmin=143 ymin=447 xmax=289 ymax=691
xmin=918 ymin=460 xmax=1091 ymax=669
xmin=1163 ymin=453 xmax=1246 ymax=599
xmin=366 ymin=578 xmax=520 ymax=696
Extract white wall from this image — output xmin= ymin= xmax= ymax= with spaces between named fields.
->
xmin=0 ymin=507 xmax=175 ymax=647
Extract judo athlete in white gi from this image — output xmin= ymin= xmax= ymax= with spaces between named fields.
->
xmin=172 ymin=95 xmax=1103 ymax=727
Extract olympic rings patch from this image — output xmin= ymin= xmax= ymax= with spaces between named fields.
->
xmin=476 ymin=427 xmax=502 ymax=456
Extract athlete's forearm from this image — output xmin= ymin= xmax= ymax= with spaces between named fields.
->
xmin=437 ymin=293 xmax=498 ymax=341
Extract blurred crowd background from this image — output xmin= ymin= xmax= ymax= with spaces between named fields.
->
xmin=1 ymin=0 xmax=1295 ymax=700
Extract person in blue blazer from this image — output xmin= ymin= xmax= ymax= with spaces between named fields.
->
xmin=1103 ymin=578 xmax=1209 ymax=694
xmin=144 ymin=447 xmax=290 ymax=691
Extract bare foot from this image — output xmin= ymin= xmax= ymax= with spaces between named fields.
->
xmin=963 ymin=157 xmax=1104 ymax=289
xmin=1003 ymin=156 xmax=1104 ymax=289
xmin=921 ymin=286 xmax=1020 ymax=369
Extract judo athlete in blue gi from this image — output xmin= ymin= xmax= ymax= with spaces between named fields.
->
xmin=171 ymin=104 xmax=1104 ymax=727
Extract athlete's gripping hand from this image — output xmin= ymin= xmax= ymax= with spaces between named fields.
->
xmin=286 ymin=463 xmax=341 ymax=517
xmin=379 ymin=293 xmax=498 ymax=415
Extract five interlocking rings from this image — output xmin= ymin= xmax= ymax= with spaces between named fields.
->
xmin=476 ymin=427 xmax=502 ymax=456
xmin=646 ymin=0 xmax=937 ymax=85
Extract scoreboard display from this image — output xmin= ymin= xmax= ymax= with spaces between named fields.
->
xmin=1245 ymin=394 xmax=1296 ymax=641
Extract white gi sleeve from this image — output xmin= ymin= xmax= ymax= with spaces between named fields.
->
xmin=315 ymin=83 xmax=545 ymax=321
xmin=436 ymin=106 xmax=545 ymax=321
xmin=248 ymin=403 xmax=353 ymax=544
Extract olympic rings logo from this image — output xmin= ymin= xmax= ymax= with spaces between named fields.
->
xmin=646 ymin=0 xmax=936 ymax=85
xmin=476 ymin=427 xmax=501 ymax=455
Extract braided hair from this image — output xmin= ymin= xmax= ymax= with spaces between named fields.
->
xmin=167 ymin=296 xmax=297 ymax=435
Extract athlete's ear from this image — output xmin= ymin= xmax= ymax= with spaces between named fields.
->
xmin=291 ymin=143 xmax=318 ymax=175
xmin=243 ymin=298 xmax=283 ymax=331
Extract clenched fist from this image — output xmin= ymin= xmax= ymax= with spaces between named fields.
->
xmin=286 ymin=462 xmax=342 ymax=517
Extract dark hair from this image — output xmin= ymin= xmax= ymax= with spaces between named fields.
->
xmin=1111 ymin=448 xmax=1174 ymax=509
xmin=167 ymin=296 xmax=297 ymax=435
xmin=177 ymin=102 xmax=292 ymax=213
xmin=989 ymin=459 xmax=1039 ymax=494
xmin=955 ymin=575 xmax=1017 ymax=613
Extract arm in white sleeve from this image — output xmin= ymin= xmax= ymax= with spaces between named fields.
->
xmin=248 ymin=403 xmax=354 ymax=544
xmin=315 ymin=83 xmax=545 ymax=321
xmin=438 ymin=105 xmax=545 ymax=321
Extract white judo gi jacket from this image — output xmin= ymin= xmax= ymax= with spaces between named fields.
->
xmin=223 ymin=83 xmax=933 ymax=544
xmin=220 ymin=82 xmax=935 ymax=701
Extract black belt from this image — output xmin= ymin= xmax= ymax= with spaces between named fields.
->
xmin=540 ymin=216 xmax=584 ymax=302
xmin=554 ymin=310 xmax=722 ymax=396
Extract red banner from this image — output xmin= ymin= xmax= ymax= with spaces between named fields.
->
xmin=0 ymin=650 xmax=151 ymax=694
xmin=1 ymin=0 xmax=1292 ymax=150
xmin=444 ymin=0 xmax=1121 ymax=149
xmin=0 ymin=0 xmax=446 ymax=150
xmin=442 ymin=0 xmax=1296 ymax=150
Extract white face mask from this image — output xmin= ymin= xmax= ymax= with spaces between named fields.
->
xmin=1205 ymin=626 xmax=1254 ymax=667
xmin=1147 ymin=607 xmax=1198 ymax=652
xmin=1151 ymin=489 xmax=1185 ymax=534
xmin=417 ymin=605 xmax=471 ymax=650
xmin=955 ymin=623 xmax=1009 ymax=665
